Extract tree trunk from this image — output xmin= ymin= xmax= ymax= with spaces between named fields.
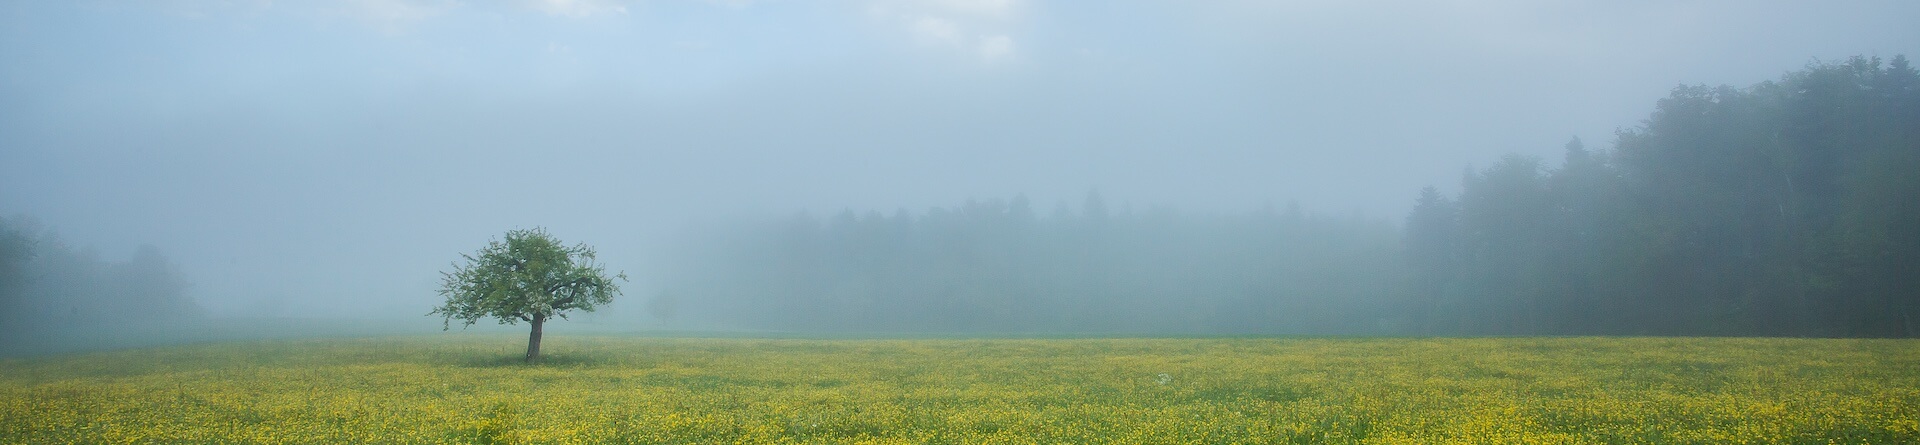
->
xmin=525 ymin=314 xmax=545 ymax=362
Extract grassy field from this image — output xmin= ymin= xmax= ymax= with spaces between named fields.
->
xmin=2 ymin=335 xmax=1916 ymax=444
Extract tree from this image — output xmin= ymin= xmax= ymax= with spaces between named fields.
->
xmin=0 ymin=217 xmax=36 ymax=325
xmin=1458 ymin=154 xmax=1551 ymax=334
xmin=432 ymin=228 xmax=624 ymax=361
xmin=1403 ymin=186 xmax=1458 ymax=333
xmin=106 ymin=245 xmax=197 ymax=320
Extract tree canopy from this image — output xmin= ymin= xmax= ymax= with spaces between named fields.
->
xmin=432 ymin=228 xmax=623 ymax=360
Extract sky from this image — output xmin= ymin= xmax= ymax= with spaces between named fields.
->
xmin=2 ymin=0 xmax=1917 ymax=319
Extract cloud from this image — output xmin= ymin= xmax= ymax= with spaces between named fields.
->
xmin=147 ymin=0 xmax=276 ymax=20
xmin=911 ymin=17 xmax=963 ymax=45
xmin=924 ymin=0 xmax=1014 ymax=18
xmin=345 ymin=0 xmax=459 ymax=26
xmin=529 ymin=0 xmax=630 ymax=18
xmin=978 ymin=34 xmax=1012 ymax=59
xmin=869 ymin=0 xmax=1023 ymax=61
xmin=704 ymin=0 xmax=755 ymax=10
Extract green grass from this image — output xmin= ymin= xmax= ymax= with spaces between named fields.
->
xmin=2 ymin=335 xmax=1917 ymax=444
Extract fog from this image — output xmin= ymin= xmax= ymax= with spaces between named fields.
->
xmin=3 ymin=1 xmax=1918 ymax=349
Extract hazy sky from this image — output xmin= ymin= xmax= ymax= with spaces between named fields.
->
xmin=3 ymin=0 xmax=1916 ymax=318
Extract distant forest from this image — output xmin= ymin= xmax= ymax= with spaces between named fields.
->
xmin=665 ymin=197 xmax=1403 ymax=334
xmin=666 ymin=55 xmax=1919 ymax=338
xmin=0 ymin=216 xmax=200 ymax=334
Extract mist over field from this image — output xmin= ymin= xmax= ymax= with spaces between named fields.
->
xmin=3 ymin=1 xmax=1919 ymax=354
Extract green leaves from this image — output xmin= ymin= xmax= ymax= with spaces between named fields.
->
xmin=430 ymin=228 xmax=623 ymax=330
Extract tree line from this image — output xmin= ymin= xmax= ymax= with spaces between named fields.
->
xmin=661 ymin=195 xmax=1405 ymax=334
xmin=1406 ymin=55 xmax=1918 ymax=337
xmin=665 ymin=55 xmax=1918 ymax=337
xmin=0 ymin=216 xmax=200 ymax=336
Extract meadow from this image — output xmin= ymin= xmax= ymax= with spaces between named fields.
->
xmin=1 ymin=335 xmax=1916 ymax=444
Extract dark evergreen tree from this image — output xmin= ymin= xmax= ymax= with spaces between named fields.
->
xmin=1416 ymin=54 xmax=1919 ymax=337
xmin=1403 ymin=186 xmax=1458 ymax=333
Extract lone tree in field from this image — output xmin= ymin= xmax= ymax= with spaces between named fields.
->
xmin=432 ymin=228 xmax=624 ymax=362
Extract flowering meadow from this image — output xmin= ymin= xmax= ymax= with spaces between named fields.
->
xmin=2 ymin=336 xmax=1916 ymax=444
